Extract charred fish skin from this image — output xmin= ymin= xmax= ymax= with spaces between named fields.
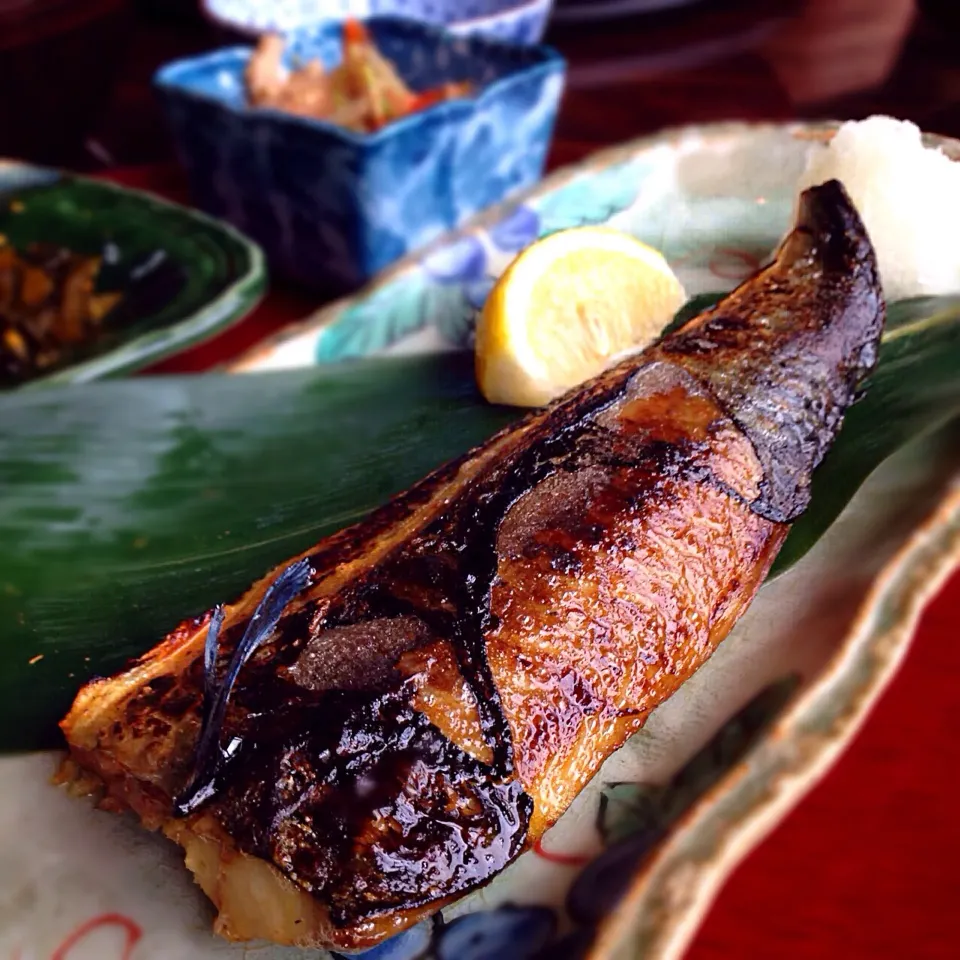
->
xmin=59 ymin=180 xmax=884 ymax=950
xmin=657 ymin=178 xmax=884 ymax=522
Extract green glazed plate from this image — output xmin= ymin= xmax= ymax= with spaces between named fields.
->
xmin=0 ymin=160 xmax=265 ymax=388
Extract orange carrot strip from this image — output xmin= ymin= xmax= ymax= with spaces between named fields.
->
xmin=343 ymin=18 xmax=369 ymax=46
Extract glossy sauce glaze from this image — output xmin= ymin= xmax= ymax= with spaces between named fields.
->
xmin=60 ymin=180 xmax=884 ymax=950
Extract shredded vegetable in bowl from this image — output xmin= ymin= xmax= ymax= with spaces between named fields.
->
xmin=245 ymin=20 xmax=475 ymax=133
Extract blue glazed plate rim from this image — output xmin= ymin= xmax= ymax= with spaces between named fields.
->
xmin=153 ymin=16 xmax=566 ymax=149
xmin=0 ymin=160 xmax=267 ymax=391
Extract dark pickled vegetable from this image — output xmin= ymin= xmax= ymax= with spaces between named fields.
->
xmin=0 ymin=240 xmax=122 ymax=385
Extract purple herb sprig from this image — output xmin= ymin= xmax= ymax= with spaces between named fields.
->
xmin=174 ymin=558 xmax=314 ymax=816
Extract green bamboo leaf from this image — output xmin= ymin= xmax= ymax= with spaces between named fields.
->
xmin=1 ymin=295 xmax=959 ymax=751
xmin=773 ymin=295 xmax=960 ymax=573
xmin=665 ymin=291 xmax=724 ymax=332
xmin=0 ymin=355 xmax=515 ymax=751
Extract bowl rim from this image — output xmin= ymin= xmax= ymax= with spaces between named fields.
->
xmin=0 ymin=159 xmax=267 ymax=390
xmin=153 ymin=15 xmax=566 ymax=149
xmin=200 ymin=0 xmax=554 ymax=37
xmin=450 ymin=0 xmax=555 ymax=34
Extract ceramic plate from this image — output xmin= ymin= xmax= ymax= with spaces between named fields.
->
xmin=0 ymin=161 xmax=265 ymax=389
xmin=3 ymin=123 xmax=959 ymax=960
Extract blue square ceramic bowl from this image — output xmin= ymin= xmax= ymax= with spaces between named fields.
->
xmin=155 ymin=17 xmax=565 ymax=293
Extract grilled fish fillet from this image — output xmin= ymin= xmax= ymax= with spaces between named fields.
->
xmin=59 ymin=180 xmax=884 ymax=951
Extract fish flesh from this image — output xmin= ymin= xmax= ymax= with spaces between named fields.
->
xmin=59 ymin=180 xmax=884 ymax=951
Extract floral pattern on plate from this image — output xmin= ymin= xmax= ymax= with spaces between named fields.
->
xmin=316 ymin=156 xmax=652 ymax=360
xmin=233 ymin=126 xmax=805 ymax=372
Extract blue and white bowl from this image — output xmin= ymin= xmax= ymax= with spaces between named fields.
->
xmin=201 ymin=0 xmax=556 ymax=46
xmin=155 ymin=18 xmax=565 ymax=293
xmin=447 ymin=0 xmax=554 ymax=46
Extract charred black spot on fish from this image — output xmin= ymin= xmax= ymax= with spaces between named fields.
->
xmin=215 ymin=690 xmax=530 ymax=925
xmin=524 ymin=535 xmax=584 ymax=575
xmin=158 ymin=693 xmax=198 ymax=721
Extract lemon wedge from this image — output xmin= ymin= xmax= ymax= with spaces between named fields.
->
xmin=475 ymin=226 xmax=686 ymax=408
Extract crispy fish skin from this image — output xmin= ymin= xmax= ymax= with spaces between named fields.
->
xmin=60 ymin=180 xmax=883 ymax=950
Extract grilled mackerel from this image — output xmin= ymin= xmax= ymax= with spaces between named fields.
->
xmin=60 ymin=180 xmax=884 ymax=951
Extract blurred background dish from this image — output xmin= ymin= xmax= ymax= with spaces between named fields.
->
xmin=155 ymin=17 xmax=565 ymax=294
xmin=201 ymin=0 xmax=555 ymax=45
xmin=0 ymin=159 xmax=264 ymax=387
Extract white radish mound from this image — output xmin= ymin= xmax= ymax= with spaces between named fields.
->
xmin=797 ymin=115 xmax=960 ymax=302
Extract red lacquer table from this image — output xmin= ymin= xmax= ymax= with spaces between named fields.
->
xmin=28 ymin=0 xmax=960 ymax=956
